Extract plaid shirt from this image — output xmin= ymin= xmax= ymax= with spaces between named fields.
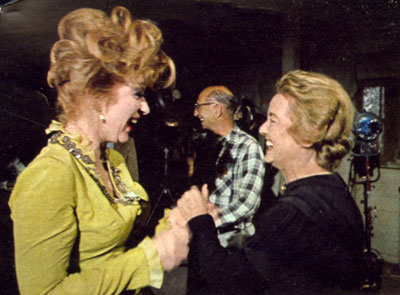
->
xmin=209 ymin=124 xmax=265 ymax=228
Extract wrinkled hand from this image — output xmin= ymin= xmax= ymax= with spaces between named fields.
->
xmin=153 ymin=224 xmax=190 ymax=271
xmin=153 ymin=207 xmax=190 ymax=271
xmin=177 ymin=184 xmax=212 ymax=221
xmin=169 ymin=207 xmax=188 ymax=228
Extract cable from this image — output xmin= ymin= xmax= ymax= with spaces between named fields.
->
xmin=1 ymin=109 xmax=47 ymax=128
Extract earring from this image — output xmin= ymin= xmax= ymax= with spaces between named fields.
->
xmin=99 ymin=113 xmax=106 ymax=124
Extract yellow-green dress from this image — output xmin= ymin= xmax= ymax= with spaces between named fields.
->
xmin=9 ymin=121 xmax=166 ymax=295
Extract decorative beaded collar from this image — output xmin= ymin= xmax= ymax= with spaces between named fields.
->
xmin=49 ymin=131 xmax=141 ymax=206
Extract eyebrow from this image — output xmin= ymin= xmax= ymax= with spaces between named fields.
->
xmin=268 ymin=112 xmax=278 ymax=119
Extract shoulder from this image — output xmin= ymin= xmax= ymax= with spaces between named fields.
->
xmin=21 ymin=143 xmax=76 ymax=177
xmin=282 ymin=174 xmax=363 ymax=229
xmin=10 ymin=143 xmax=78 ymax=213
xmin=11 ymin=143 xmax=77 ymax=195
xmin=285 ymin=173 xmax=349 ymax=199
xmin=230 ymin=126 xmax=262 ymax=150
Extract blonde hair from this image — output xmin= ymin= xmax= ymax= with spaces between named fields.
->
xmin=47 ymin=6 xmax=175 ymax=122
xmin=277 ymin=70 xmax=355 ymax=171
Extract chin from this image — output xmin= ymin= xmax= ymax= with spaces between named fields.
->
xmin=118 ymin=134 xmax=130 ymax=143
xmin=264 ymin=157 xmax=273 ymax=165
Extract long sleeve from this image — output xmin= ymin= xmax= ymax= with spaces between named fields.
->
xmin=188 ymin=174 xmax=366 ymax=294
xmin=187 ymin=214 xmax=266 ymax=295
xmin=9 ymin=151 xmax=163 ymax=295
xmin=187 ymin=204 xmax=310 ymax=295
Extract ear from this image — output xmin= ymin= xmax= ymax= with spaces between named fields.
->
xmin=291 ymin=131 xmax=314 ymax=148
xmin=96 ymin=102 xmax=107 ymax=115
xmin=294 ymin=133 xmax=314 ymax=148
xmin=214 ymin=102 xmax=224 ymax=118
xmin=300 ymin=141 xmax=314 ymax=148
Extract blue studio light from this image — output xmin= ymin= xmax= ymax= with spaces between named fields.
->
xmin=352 ymin=112 xmax=382 ymax=142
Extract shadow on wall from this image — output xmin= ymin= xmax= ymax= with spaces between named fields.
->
xmin=0 ymin=82 xmax=56 ymax=172
xmin=0 ymin=188 xmax=18 ymax=294
xmin=0 ymin=82 xmax=55 ymax=294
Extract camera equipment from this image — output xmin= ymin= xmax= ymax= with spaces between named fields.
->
xmin=145 ymin=145 xmax=175 ymax=227
xmin=234 ymin=97 xmax=255 ymax=129
xmin=351 ymin=112 xmax=382 ymax=179
xmin=140 ymin=88 xmax=196 ymax=227
xmin=348 ymin=112 xmax=383 ymax=292
xmin=352 ymin=112 xmax=382 ymax=157
xmin=0 ymin=157 xmax=25 ymax=191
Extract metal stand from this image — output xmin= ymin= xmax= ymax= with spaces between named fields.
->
xmin=352 ymin=154 xmax=383 ymax=292
xmin=362 ymin=155 xmax=383 ymax=292
xmin=363 ymin=156 xmax=375 ymax=255
xmin=145 ymin=147 xmax=174 ymax=227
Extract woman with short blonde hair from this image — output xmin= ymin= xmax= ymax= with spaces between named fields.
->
xmin=176 ymin=70 xmax=364 ymax=295
xmin=276 ymin=70 xmax=354 ymax=171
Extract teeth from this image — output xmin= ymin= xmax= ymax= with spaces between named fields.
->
xmin=266 ymin=141 xmax=274 ymax=148
xmin=130 ymin=118 xmax=138 ymax=124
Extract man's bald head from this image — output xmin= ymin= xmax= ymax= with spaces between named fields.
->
xmin=198 ymin=86 xmax=238 ymax=116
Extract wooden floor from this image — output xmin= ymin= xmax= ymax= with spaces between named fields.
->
xmin=152 ymin=263 xmax=400 ymax=295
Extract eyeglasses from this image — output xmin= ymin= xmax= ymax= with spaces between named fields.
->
xmin=194 ymin=102 xmax=216 ymax=110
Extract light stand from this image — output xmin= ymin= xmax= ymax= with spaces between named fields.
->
xmin=350 ymin=153 xmax=385 ymax=292
xmin=349 ymin=112 xmax=383 ymax=292
xmin=145 ymin=146 xmax=175 ymax=227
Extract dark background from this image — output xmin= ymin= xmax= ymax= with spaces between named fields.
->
xmin=1 ymin=0 xmax=400 ymax=293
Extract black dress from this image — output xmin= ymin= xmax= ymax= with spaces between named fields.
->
xmin=187 ymin=173 xmax=365 ymax=295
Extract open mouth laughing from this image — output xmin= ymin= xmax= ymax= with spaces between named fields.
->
xmin=265 ymin=140 xmax=274 ymax=150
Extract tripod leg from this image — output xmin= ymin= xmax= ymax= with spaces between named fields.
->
xmin=145 ymin=186 xmax=175 ymax=227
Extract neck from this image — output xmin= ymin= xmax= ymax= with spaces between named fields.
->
xmin=213 ymin=119 xmax=234 ymax=137
xmin=285 ymin=169 xmax=332 ymax=185
xmin=65 ymin=118 xmax=102 ymax=157
xmin=280 ymin=154 xmax=331 ymax=184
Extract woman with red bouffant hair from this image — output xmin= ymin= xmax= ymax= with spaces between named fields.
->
xmin=10 ymin=6 xmax=189 ymax=295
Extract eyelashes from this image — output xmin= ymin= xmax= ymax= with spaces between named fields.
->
xmin=132 ymin=90 xmax=144 ymax=99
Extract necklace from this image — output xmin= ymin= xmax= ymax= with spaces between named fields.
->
xmin=49 ymin=131 xmax=141 ymax=205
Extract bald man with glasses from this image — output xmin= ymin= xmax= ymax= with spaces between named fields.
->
xmin=191 ymin=86 xmax=265 ymax=248
xmin=186 ymin=86 xmax=265 ymax=295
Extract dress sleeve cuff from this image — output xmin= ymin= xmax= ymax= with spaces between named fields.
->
xmin=138 ymin=237 xmax=164 ymax=288
xmin=188 ymin=214 xmax=216 ymax=234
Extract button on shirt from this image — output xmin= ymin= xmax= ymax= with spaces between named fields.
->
xmin=209 ymin=124 xmax=265 ymax=228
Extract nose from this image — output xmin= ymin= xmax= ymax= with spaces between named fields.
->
xmin=194 ymin=107 xmax=199 ymax=117
xmin=259 ymin=119 xmax=268 ymax=136
xmin=140 ymin=99 xmax=150 ymax=115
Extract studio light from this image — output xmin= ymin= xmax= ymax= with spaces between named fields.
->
xmin=351 ymin=112 xmax=383 ymax=178
xmin=352 ymin=112 xmax=382 ymax=143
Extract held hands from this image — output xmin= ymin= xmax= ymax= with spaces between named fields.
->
xmin=177 ymin=184 xmax=220 ymax=223
xmin=153 ymin=210 xmax=190 ymax=271
xmin=169 ymin=207 xmax=188 ymax=229
xmin=153 ymin=184 xmax=221 ymax=271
